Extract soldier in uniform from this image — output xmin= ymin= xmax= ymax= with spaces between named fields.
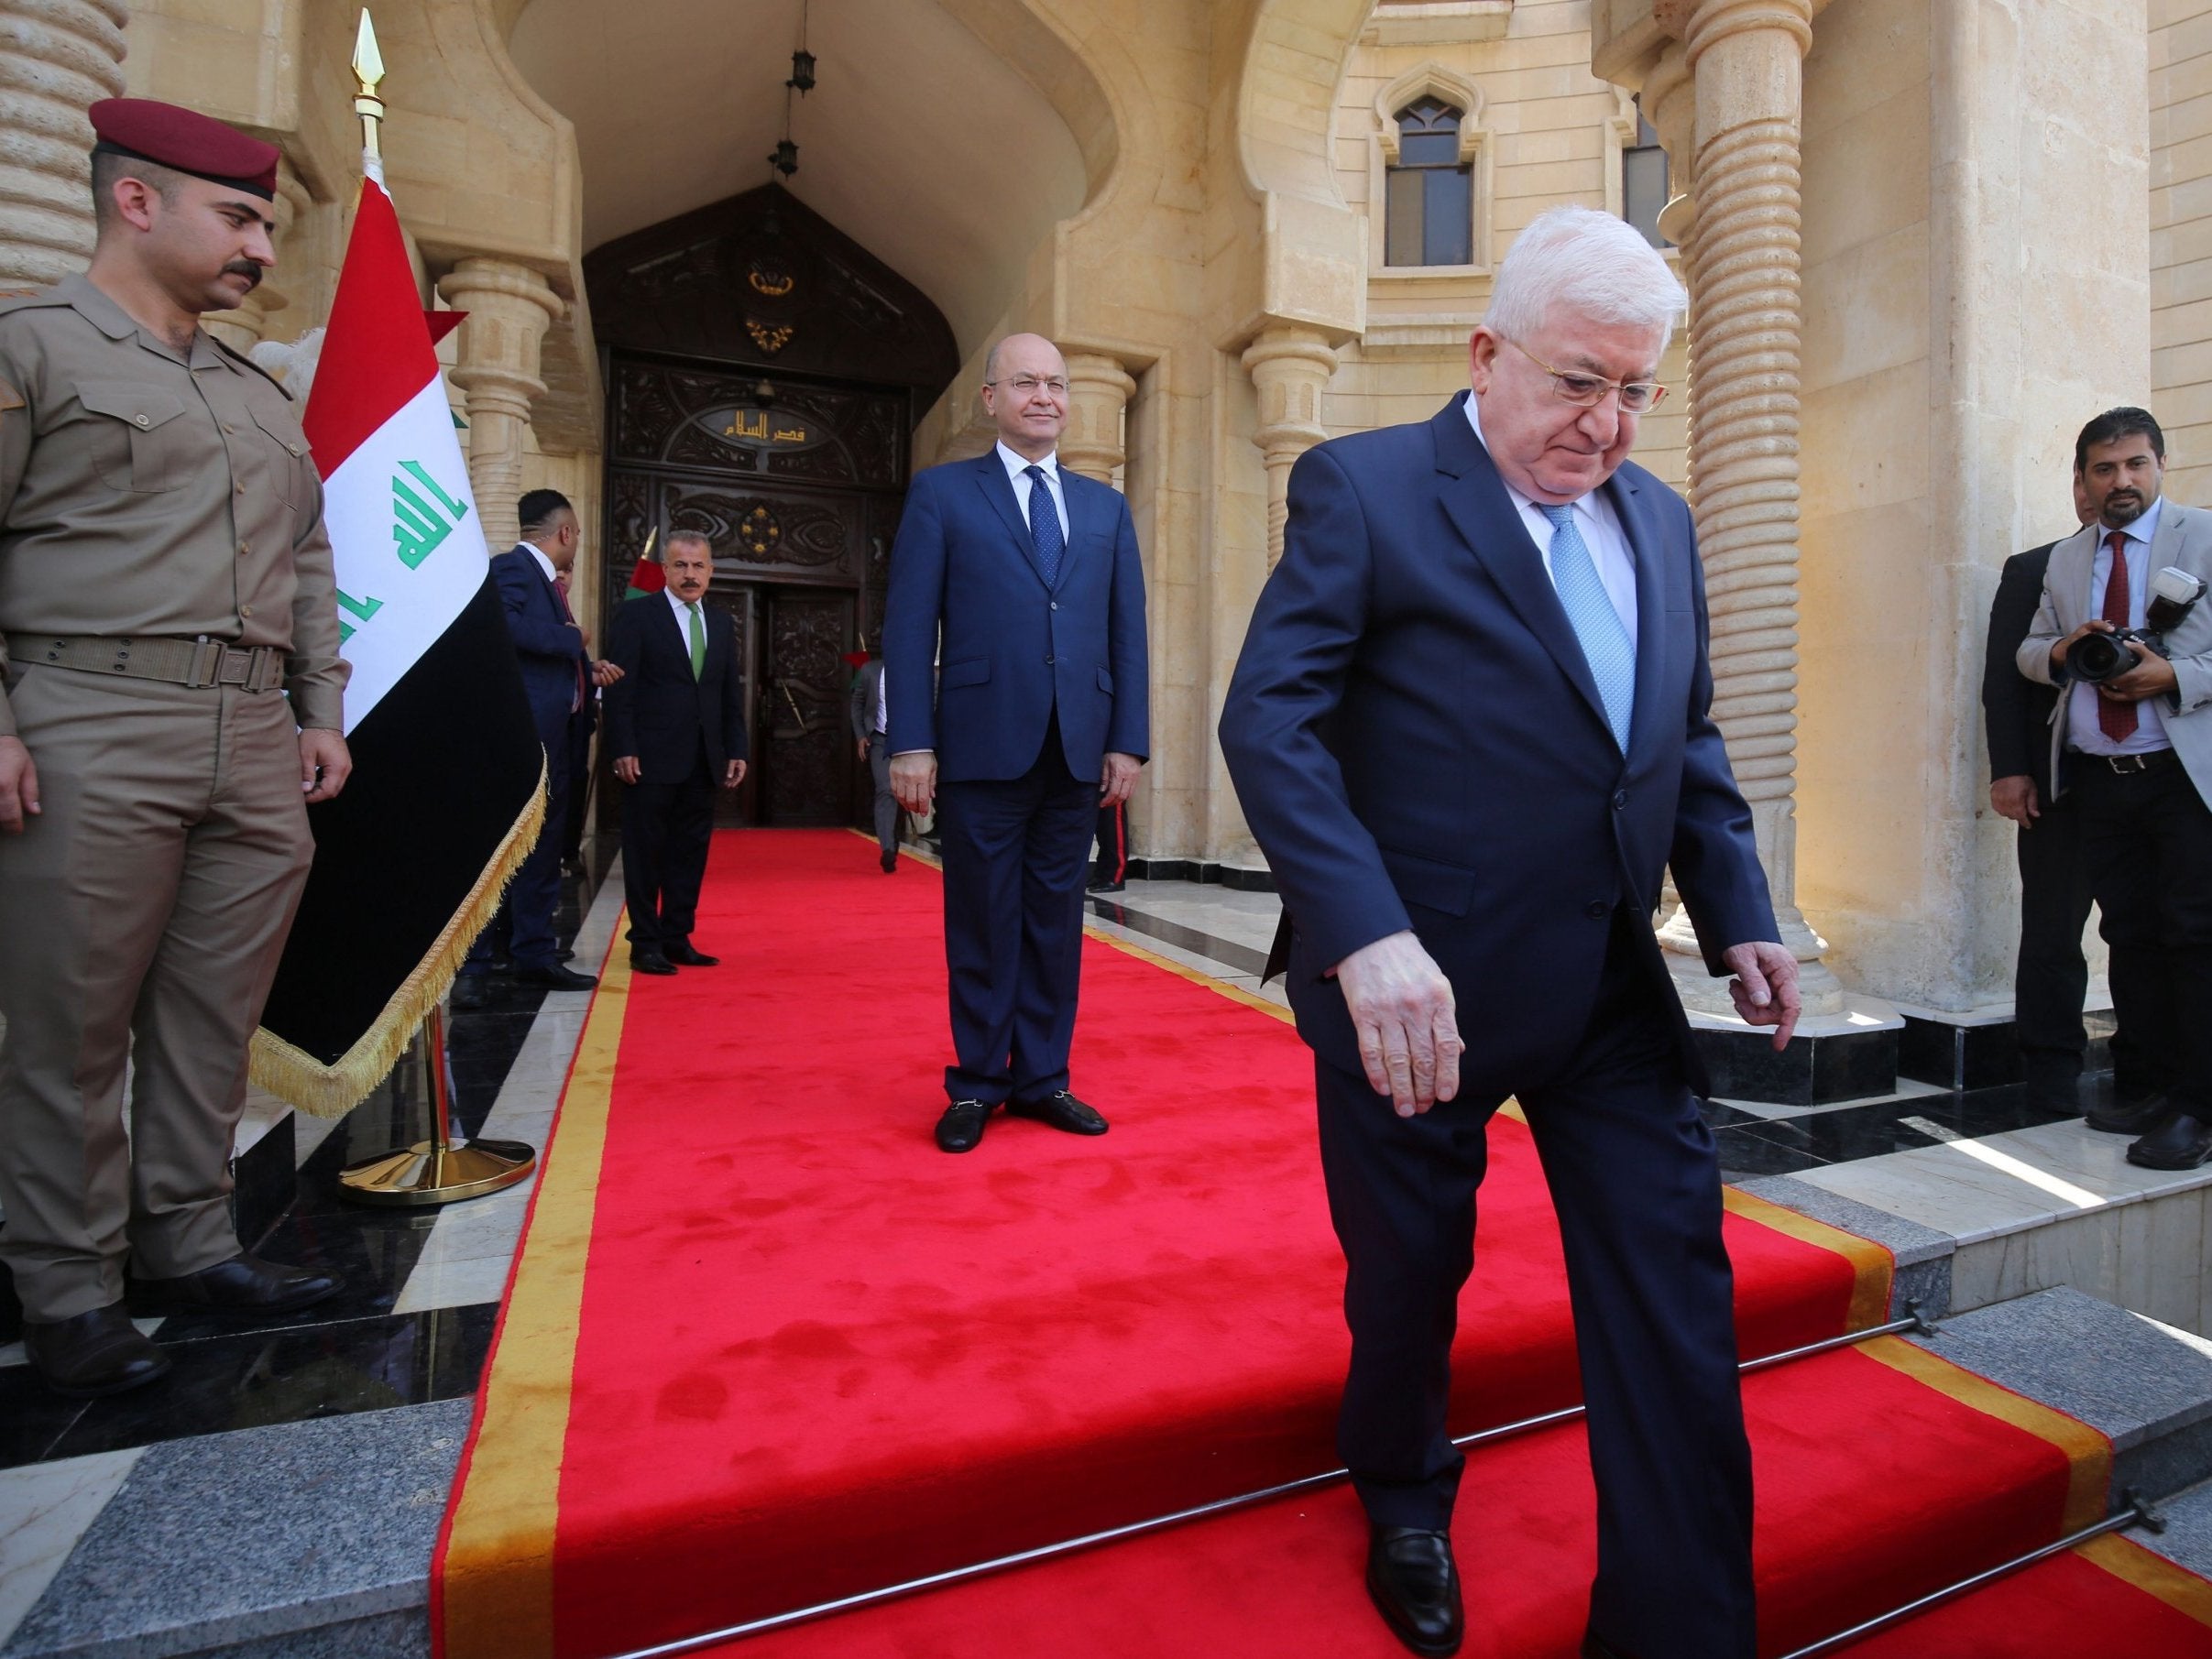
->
xmin=0 ymin=100 xmax=353 ymax=1396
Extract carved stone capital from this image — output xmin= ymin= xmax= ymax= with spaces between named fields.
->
xmin=0 ymin=0 xmax=128 ymax=288
xmin=1241 ymin=324 xmax=1340 ymax=569
xmin=436 ymin=258 xmax=564 ymax=549
xmin=1059 ymin=351 xmax=1137 ymax=486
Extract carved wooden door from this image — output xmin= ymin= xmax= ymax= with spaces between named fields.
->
xmin=758 ymin=588 xmax=857 ymax=826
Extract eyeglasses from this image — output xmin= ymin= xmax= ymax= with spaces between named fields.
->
xmin=1506 ymin=338 xmax=1667 ymax=414
xmin=988 ymin=377 xmax=1071 ymax=398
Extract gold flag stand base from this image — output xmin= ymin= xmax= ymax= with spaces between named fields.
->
xmin=339 ymin=1007 xmax=535 ymax=1206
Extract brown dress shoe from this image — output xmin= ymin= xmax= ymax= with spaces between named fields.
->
xmin=24 ymin=1304 xmax=170 ymax=1398
xmin=135 ymin=1252 xmax=344 ymax=1318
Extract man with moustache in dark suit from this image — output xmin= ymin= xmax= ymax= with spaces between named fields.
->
xmin=604 ymin=530 xmax=748 ymax=975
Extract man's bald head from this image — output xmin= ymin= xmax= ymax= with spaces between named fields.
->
xmin=980 ymin=333 xmax=1070 ymax=463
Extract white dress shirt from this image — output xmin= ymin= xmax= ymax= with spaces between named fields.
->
xmin=996 ymin=442 xmax=1070 ymax=541
xmin=665 ymin=586 xmax=704 ymax=645
xmin=520 ymin=542 xmax=559 ymax=586
xmin=2067 ymin=497 xmax=2171 ymax=757
xmin=873 ymin=662 xmax=888 ymax=734
xmin=1464 ymin=394 xmax=1638 ymax=641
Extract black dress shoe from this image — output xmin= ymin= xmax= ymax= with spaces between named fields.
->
xmin=1007 ymin=1090 xmax=1109 ymax=1136
xmin=136 ymin=1252 xmax=344 ymax=1318
xmin=936 ymin=1099 xmax=992 ymax=1153
xmin=630 ymin=950 xmax=677 ymax=977
xmin=1365 ymin=1525 xmax=1463 ymax=1656
xmin=512 ymin=963 xmax=597 ymax=992
xmin=450 ymin=974 xmax=490 ymax=1011
xmin=2130 ymin=1111 xmax=2212 ymax=1170
xmin=1580 ymin=1634 xmax=1636 ymax=1659
xmin=2088 ymin=1091 xmax=2171 ymax=1135
xmin=1087 ymin=878 xmax=1125 ymax=894
xmin=882 ymin=848 xmax=899 ymax=873
xmin=23 ymin=1304 xmax=170 ymax=1398
xmin=664 ymin=943 xmax=719 ymax=967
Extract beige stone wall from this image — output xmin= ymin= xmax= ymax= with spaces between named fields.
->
xmin=1793 ymin=0 xmax=2149 ymax=1012
xmin=2155 ymin=0 xmax=2212 ymax=502
xmin=1327 ymin=5 xmax=1690 ymax=484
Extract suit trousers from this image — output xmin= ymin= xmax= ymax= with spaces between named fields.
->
xmin=867 ymin=734 xmax=898 ymax=854
xmin=620 ymin=751 xmax=716 ymax=951
xmin=0 ymin=669 xmax=313 ymax=1322
xmin=1317 ymin=906 xmax=1755 ymax=1659
xmin=2075 ymin=755 xmax=2212 ymax=1114
xmin=466 ymin=722 xmax=570 ymax=976
xmin=2015 ymin=783 xmax=2151 ymax=1091
xmin=562 ymin=706 xmax=594 ymax=864
xmin=934 ymin=715 xmax=1096 ymax=1105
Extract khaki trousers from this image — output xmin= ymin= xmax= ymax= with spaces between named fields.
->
xmin=0 ymin=665 xmax=312 ymax=1321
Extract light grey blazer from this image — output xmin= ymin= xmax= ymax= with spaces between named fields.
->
xmin=2017 ymin=499 xmax=2212 ymax=801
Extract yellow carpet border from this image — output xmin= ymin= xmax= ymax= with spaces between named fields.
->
xmin=438 ymin=932 xmax=632 ymax=1659
xmin=2076 ymin=1533 xmax=2212 ymax=1629
xmin=1722 ymin=1187 xmax=1894 ymax=1334
xmin=1856 ymin=1334 xmax=2111 ymax=1535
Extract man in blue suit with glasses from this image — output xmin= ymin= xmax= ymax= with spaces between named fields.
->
xmin=1221 ymin=208 xmax=1799 ymax=1659
xmin=883 ymin=333 xmax=1149 ymax=1155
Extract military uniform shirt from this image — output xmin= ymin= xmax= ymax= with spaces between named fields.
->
xmin=0 ymin=272 xmax=347 ymax=737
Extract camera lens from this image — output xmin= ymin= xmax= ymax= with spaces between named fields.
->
xmin=2071 ymin=630 xmax=2130 ymax=684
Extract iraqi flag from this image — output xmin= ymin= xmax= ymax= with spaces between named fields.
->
xmin=247 ymin=176 xmax=545 ymax=1118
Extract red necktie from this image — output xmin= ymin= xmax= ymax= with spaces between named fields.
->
xmin=554 ymin=571 xmax=586 ymax=714
xmin=2098 ymin=529 xmax=2137 ymax=743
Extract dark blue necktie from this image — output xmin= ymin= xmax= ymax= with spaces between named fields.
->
xmin=1024 ymin=464 xmax=1063 ymax=586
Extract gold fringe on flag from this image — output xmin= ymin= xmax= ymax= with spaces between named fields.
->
xmin=247 ymin=760 xmax=549 ymax=1119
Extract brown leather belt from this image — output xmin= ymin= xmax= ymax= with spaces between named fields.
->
xmin=5 ymin=633 xmax=287 ymax=693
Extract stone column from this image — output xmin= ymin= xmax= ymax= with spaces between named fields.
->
xmin=437 ymin=258 xmax=563 ymax=551
xmin=1241 ymin=324 xmax=1340 ymax=568
xmin=1059 ymin=351 xmax=1135 ymax=486
xmin=1656 ymin=0 xmax=1843 ymax=1013
xmin=0 ymin=0 xmax=127 ymax=288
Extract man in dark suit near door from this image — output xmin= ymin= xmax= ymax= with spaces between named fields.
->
xmin=1220 ymin=207 xmax=1799 ymax=1659
xmin=605 ymin=530 xmax=748 ymax=975
xmin=883 ymin=333 xmax=1150 ymax=1154
xmin=454 ymin=489 xmax=600 ymax=1008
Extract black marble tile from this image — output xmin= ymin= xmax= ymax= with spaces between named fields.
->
xmin=231 ymin=1109 xmax=297 ymax=1252
xmin=1090 ymin=901 xmax=1271 ymax=977
xmin=1693 ymin=1025 xmax=1898 ymax=1107
xmin=0 ymin=1367 xmax=90 ymax=1467
xmin=1713 ymin=1123 xmax=1835 ymax=1181
xmin=1698 ymin=1098 xmax=1768 ymax=1130
xmin=1737 ymin=1104 xmax=1947 ymax=1163
xmin=37 ymin=1304 xmax=497 ymax=1463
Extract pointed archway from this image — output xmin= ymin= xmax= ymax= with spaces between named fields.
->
xmin=584 ymin=188 xmax=958 ymax=827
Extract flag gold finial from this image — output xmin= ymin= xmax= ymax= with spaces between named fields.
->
xmin=353 ymin=10 xmax=387 ymax=160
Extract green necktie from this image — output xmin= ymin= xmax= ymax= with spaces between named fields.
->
xmin=686 ymin=601 xmax=705 ymax=680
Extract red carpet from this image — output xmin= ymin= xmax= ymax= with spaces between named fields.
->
xmin=434 ymin=830 xmax=2208 ymax=1658
xmin=705 ymin=1343 xmax=2185 ymax=1659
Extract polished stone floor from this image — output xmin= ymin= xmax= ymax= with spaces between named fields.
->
xmin=4 ymin=836 xmax=2210 ymax=1655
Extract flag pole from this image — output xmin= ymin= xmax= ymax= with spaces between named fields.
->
xmin=336 ymin=6 xmax=537 ymax=1207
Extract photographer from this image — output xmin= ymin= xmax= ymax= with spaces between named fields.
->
xmin=1984 ymin=484 xmax=2153 ymax=1122
xmin=2019 ymin=408 xmax=2212 ymax=1170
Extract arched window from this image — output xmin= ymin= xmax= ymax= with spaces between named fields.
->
xmin=1385 ymin=97 xmax=1473 ymax=267
xmin=1622 ymin=111 xmax=1670 ymax=248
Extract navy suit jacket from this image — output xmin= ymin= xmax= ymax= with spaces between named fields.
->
xmin=489 ymin=547 xmax=586 ymax=750
xmin=882 ymin=451 xmax=1149 ymax=781
xmin=1982 ymin=541 xmax=2062 ymax=799
xmin=1219 ymin=394 xmax=1776 ymax=1097
xmin=602 ymin=594 xmax=749 ymax=784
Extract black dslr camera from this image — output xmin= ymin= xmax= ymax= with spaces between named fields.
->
xmin=2069 ymin=565 xmax=2210 ymax=684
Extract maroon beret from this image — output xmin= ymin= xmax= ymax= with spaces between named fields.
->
xmin=88 ymin=99 xmax=279 ymax=201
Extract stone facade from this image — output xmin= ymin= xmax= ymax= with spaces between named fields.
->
xmin=0 ymin=0 xmax=2183 ymax=1022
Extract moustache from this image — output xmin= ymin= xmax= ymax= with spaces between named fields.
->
xmin=221 ymin=262 xmax=263 ymax=290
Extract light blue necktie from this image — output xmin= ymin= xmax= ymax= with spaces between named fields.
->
xmin=1024 ymin=464 xmax=1064 ymax=586
xmin=1538 ymin=503 xmax=1636 ymax=753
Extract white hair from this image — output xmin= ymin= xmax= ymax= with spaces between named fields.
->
xmin=1484 ymin=206 xmax=1684 ymax=350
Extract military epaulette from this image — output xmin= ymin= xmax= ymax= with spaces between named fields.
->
xmin=210 ymin=332 xmax=294 ymax=399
